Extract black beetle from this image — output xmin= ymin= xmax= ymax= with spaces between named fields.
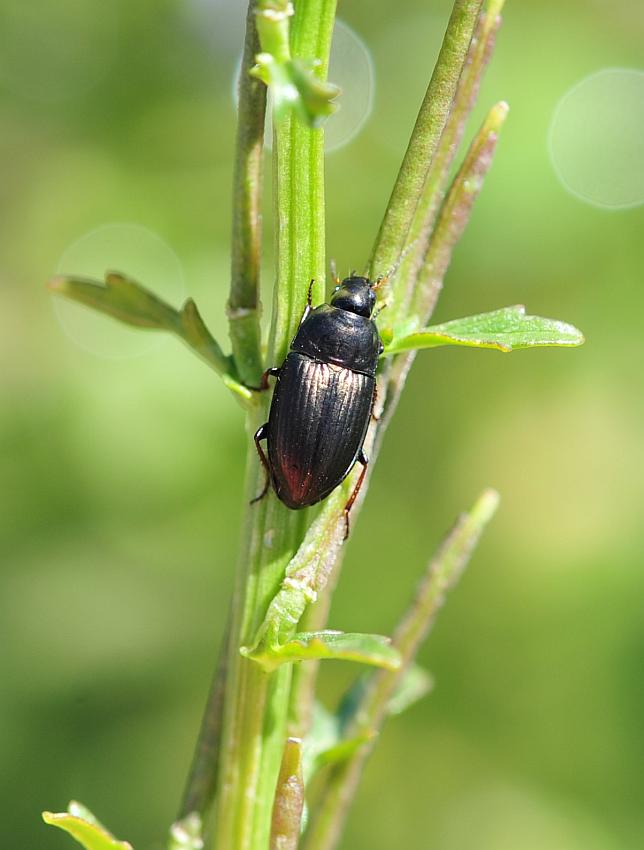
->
xmin=252 ymin=275 xmax=383 ymax=535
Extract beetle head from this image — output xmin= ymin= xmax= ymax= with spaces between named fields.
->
xmin=331 ymin=276 xmax=376 ymax=318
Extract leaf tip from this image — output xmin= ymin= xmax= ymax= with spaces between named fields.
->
xmin=104 ymin=270 xmax=128 ymax=286
xmin=169 ymin=811 xmax=204 ymax=850
xmin=489 ymin=100 xmax=510 ymax=130
xmin=474 ymin=488 xmax=501 ymax=526
xmin=47 ymin=275 xmax=62 ymax=291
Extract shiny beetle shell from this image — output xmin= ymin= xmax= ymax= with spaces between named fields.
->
xmin=253 ymin=276 xmax=383 ymax=512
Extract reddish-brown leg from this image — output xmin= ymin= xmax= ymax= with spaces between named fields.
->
xmin=343 ymin=450 xmax=369 ymax=540
xmin=261 ymin=367 xmax=280 ymax=390
xmin=247 ymin=366 xmax=280 ymax=393
xmin=370 ymin=382 xmax=380 ymax=422
xmin=250 ymin=423 xmax=271 ymax=504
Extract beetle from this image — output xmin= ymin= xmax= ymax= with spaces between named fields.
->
xmin=251 ymin=274 xmax=383 ymax=536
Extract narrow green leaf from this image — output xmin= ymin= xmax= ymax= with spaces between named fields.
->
xmin=386 ymin=664 xmax=434 ymax=716
xmin=47 ymin=272 xmax=251 ymax=398
xmin=42 ymin=805 xmax=132 ymax=850
xmin=241 ymin=630 xmax=401 ymax=673
xmin=313 ymin=733 xmax=374 ymax=770
xmin=303 ymin=702 xmax=372 ymax=781
xmin=334 ymin=664 xmax=433 ymax=734
xmin=66 ymin=802 xmax=105 ymax=829
xmin=304 ymin=702 xmax=340 ymax=769
xmin=48 ymin=271 xmax=177 ymax=329
xmin=385 ymin=305 xmax=585 ymax=354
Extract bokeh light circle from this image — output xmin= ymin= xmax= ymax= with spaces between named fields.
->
xmin=233 ymin=18 xmax=374 ymax=154
xmin=0 ymin=0 xmax=117 ymax=103
xmin=53 ymin=224 xmax=185 ymax=359
xmin=548 ymin=68 xmax=644 ymax=209
xmin=324 ymin=19 xmax=375 ymax=152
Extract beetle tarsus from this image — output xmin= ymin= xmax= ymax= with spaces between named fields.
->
xmin=343 ymin=451 xmax=369 ymax=540
xmin=251 ymin=423 xmax=271 ymax=504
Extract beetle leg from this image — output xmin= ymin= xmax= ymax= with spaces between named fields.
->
xmin=370 ymin=382 xmax=380 ymax=422
xmin=372 ymin=301 xmax=388 ymax=321
xmin=247 ymin=367 xmax=280 ymax=392
xmin=250 ymin=423 xmax=271 ymax=504
xmin=261 ymin=367 xmax=280 ymax=390
xmin=307 ymin=278 xmax=315 ymax=307
xmin=298 ymin=278 xmax=316 ymax=325
xmin=343 ymin=450 xmax=369 ymax=540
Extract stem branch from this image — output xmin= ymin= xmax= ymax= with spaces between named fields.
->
xmin=229 ymin=1 xmax=268 ymax=387
xmin=368 ymin=0 xmax=484 ymax=283
xmin=302 ymin=490 xmax=500 ymax=850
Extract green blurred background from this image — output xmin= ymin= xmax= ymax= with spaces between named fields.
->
xmin=2 ymin=0 xmax=643 ymax=848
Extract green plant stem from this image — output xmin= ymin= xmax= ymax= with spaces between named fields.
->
xmin=284 ymin=0 xmax=490 ymax=746
xmin=301 ymin=490 xmax=500 ymax=850
xmin=229 ymin=0 xmax=267 ymax=387
xmin=283 ymin=91 xmax=508 ymax=807
xmin=412 ymin=100 xmax=509 ymax=321
xmin=395 ymin=0 xmax=504 ymax=325
xmin=212 ymin=414 xmax=304 ymax=850
xmin=368 ymin=0 xmax=483 ymax=284
xmin=178 ymin=616 xmax=231 ymax=823
xmin=267 ymin=0 xmax=335 ymax=365
xmin=212 ymin=4 xmax=337 ymax=849
xmin=375 ymin=99 xmax=508 ymax=450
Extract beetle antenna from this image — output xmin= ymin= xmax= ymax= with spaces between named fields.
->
xmin=372 ymin=236 xmax=422 ymax=289
xmin=329 ymin=258 xmax=340 ymax=286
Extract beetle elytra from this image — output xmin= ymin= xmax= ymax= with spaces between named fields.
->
xmin=252 ymin=274 xmax=383 ymax=537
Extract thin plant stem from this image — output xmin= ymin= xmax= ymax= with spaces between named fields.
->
xmin=376 ymin=100 xmax=509 ymax=448
xmin=284 ymin=0 xmax=492 ymax=749
xmin=368 ymin=0 xmax=484 ymax=283
xmin=212 ymin=4 xmax=337 ymax=849
xmin=412 ymin=100 xmax=509 ymax=321
xmin=395 ymin=0 xmax=505 ymax=325
xmin=301 ymin=490 xmax=500 ymax=850
xmin=229 ymin=0 xmax=267 ymax=387
xmin=178 ymin=613 xmax=232 ymax=823
xmin=267 ymin=0 xmax=336 ymax=366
